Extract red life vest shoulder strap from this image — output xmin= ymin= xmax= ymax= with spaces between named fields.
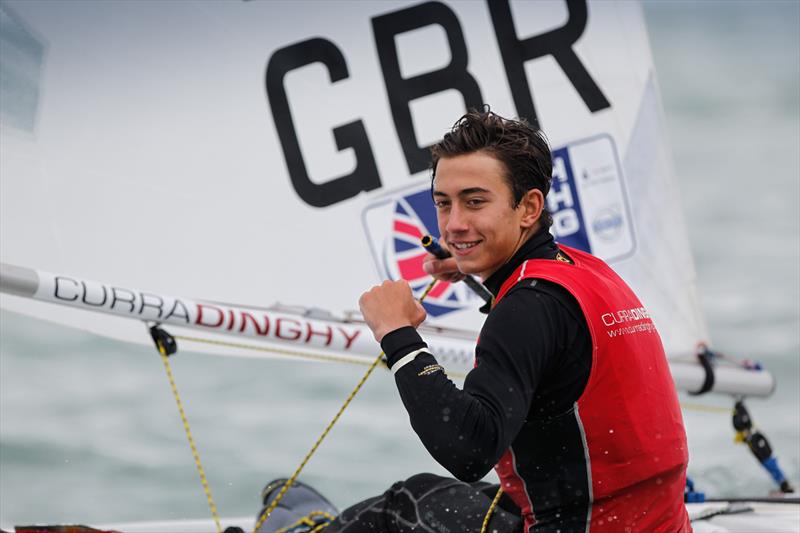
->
xmin=495 ymin=245 xmax=599 ymax=305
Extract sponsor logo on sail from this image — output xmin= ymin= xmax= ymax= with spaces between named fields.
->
xmin=592 ymin=208 xmax=624 ymax=242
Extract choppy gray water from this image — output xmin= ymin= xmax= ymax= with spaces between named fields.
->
xmin=1 ymin=1 xmax=799 ymax=526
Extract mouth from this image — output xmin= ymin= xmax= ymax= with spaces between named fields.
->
xmin=448 ymin=240 xmax=481 ymax=256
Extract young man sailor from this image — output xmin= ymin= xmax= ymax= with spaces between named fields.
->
xmin=262 ymin=110 xmax=692 ymax=532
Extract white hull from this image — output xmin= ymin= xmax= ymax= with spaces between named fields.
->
xmin=4 ymin=501 xmax=799 ymax=533
xmin=689 ymin=501 xmax=800 ymax=532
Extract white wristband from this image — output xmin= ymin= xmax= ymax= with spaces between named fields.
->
xmin=390 ymin=348 xmax=430 ymax=375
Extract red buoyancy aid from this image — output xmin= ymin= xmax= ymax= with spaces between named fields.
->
xmin=492 ymin=245 xmax=691 ymax=532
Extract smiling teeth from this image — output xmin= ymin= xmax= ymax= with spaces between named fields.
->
xmin=453 ymin=242 xmax=478 ymax=250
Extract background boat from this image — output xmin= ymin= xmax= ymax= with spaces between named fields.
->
xmin=1 ymin=0 xmax=797 ymax=529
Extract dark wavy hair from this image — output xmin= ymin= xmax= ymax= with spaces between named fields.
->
xmin=431 ymin=108 xmax=553 ymax=228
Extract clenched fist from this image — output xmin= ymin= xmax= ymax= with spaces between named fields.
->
xmin=359 ymin=280 xmax=427 ymax=342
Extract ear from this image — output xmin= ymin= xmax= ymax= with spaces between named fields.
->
xmin=518 ymin=189 xmax=544 ymax=229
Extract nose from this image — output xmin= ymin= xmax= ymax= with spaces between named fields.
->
xmin=445 ymin=203 xmax=468 ymax=234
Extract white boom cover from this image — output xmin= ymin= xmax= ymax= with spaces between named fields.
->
xmin=0 ymin=1 xmax=708 ymax=360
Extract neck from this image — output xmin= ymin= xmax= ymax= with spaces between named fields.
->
xmin=482 ymin=226 xmax=557 ymax=296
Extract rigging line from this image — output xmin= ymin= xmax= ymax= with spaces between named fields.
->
xmin=273 ymin=511 xmax=336 ymax=533
xmin=172 ymin=334 xmax=467 ymax=379
xmin=253 ymin=350 xmax=384 ymax=532
xmin=174 ymin=334 xmax=381 ymax=367
xmin=182 ymin=335 xmax=726 ymax=413
xmin=680 ymin=402 xmax=733 ymax=414
xmin=481 ymin=486 xmax=505 ymax=533
xmin=253 ymin=279 xmax=440 ymax=533
xmin=157 ymin=343 xmax=223 ymax=533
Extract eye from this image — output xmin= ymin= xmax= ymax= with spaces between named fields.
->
xmin=466 ymin=198 xmax=486 ymax=208
xmin=434 ymin=199 xmax=450 ymax=210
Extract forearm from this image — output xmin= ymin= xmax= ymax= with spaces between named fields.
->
xmin=383 ymin=328 xmax=512 ymax=481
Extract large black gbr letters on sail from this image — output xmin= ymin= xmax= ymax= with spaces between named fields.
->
xmin=266 ymin=0 xmax=610 ymax=208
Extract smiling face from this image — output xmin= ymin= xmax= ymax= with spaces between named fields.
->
xmin=433 ymin=151 xmax=544 ymax=280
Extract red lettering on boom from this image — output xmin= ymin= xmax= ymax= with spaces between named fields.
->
xmin=196 ymin=303 xmax=225 ymax=328
xmin=338 ymin=327 xmax=360 ymax=350
xmin=240 ymin=312 xmax=270 ymax=336
xmin=305 ymin=323 xmax=333 ymax=346
xmin=276 ymin=318 xmax=302 ymax=341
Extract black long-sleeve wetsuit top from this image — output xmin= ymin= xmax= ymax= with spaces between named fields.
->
xmin=382 ymin=228 xmax=592 ymax=483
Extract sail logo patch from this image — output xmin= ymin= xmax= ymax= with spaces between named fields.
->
xmin=362 ymin=134 xmax=634 ymax=318
xmin=549 ymin=135 xmax=635 ymax=260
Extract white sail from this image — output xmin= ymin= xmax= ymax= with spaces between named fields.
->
xmin=0 ymin=0 xmax=765 ymax=394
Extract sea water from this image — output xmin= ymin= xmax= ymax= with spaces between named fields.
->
xmin=1 ymin=0 xmax=799 ymax=526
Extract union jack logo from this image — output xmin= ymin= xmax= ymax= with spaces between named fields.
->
xmin=389 ymin=188 xmax=468 ymax=317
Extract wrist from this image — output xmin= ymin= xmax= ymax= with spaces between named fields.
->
xmin=381 ymin=326 xmax=427 ymax=367
xmin=373 ymin=321 xmax=412 ymax=343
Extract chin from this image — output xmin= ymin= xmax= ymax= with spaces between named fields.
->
xmin=456 ymin=261 xmax=485 ymax=279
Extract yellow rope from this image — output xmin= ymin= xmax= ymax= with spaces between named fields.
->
xmin=253 ymin=348 xmax=384 ymax=532
xmin=158 ymin=344 xmax=222 ymax=533
xmin=174 ymin=334 xmax=467 ymax=379
xmin=253 ymin=280 xmax=439 ymax=533
xmin=310 ymin=521 xmax=332 ymax=533
xmin=273 ymin=510 xmax=336 ymax=533
xmin=174 ymin=334 xmax=384 ymax=368
xmin=173 ymin=337 xmax=731 ymax=417
xmin=680 ymin=402 xmax=734 ymax=414
xmin=481 ymin=486 xmax=504 ymax=533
